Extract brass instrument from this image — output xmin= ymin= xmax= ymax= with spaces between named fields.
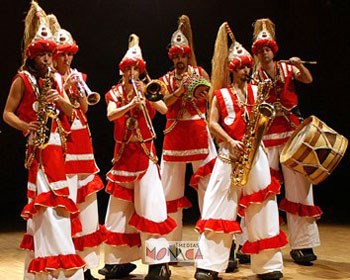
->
xmin=230 ymin=80 xmax=275 ymax=186
xmin=69 ymin=69 xmax=101 ymax=106
xmin=33 ymin=64 xmax=60 ymax=149
xmin=130 ymin=77 xmax=157 ymax=139
xmin=143 ymin=69 xmax=168 ymax=102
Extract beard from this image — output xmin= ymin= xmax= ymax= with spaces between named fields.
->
xmin=175 ymin=62 xmax=186 ymax=71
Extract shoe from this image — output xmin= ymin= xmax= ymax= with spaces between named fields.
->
xmin=236 ymin=245 xmax=250 ymax=264
xmin=290 ymin=248 xmax=317 ymax=265
xmin=225 ymin=242 xmax=238 ymax=273
xmin=257 ymin=271 xmax=283 ymax=280
xmin=144 ymin=263 xmax=171 ymax=280
xmin=194 ymin=268 xmax=219 ymax=280
xmin=84 ymin=269 xmax=98 ymax=280
xmin=97 ymin=263 xmax=137 ymax=278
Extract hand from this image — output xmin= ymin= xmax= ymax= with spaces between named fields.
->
xmin=289 ymin=57 xmax=302 ymax=66
xmin=130 ymin=96 xmax=143 ymax=108
xmin=64 ymin=72 xmax=81 ymax=90
xmin=26 ymin=121 xmax=41 ymax=133
xmin=46 ymin=89 xmax=61 ymax=103
xmin=228 ymin=139 xmax=244 ymax=158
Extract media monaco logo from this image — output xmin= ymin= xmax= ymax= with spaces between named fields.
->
xmin=144 ymin=240 xmax=203 ymax=263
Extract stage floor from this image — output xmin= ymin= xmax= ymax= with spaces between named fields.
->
xmin=1 ymin=223 xmax=350 ymax=279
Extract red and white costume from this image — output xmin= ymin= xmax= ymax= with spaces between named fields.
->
xmin=159 ymin=65 xmax=217 ymax=241
xmin=17 ymin=71 xmax=85 ymax=279
xmin=195 ymin=85 xmax=287 ymax=274
xmin=253 ymin=62 xmax=321 ymax=249
xmin=103 ymin=83 xmax=176 ymax=265
xmin=64 ymin=70 xmax=105 ymax=269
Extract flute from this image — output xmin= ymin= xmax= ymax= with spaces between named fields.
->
xmin=279 ymin=60 xmax=317 ymax=65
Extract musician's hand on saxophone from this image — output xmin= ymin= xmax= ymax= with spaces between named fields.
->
xmin=46 ymin=89 xmax=61 ymax=103
xmin=228 ymin=138 xmax=244 ymax=160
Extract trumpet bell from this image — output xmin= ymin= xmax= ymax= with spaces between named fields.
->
xmin=145 ymin=80 xmax=168 ymax=102
xmin=87 ymin=92 xmax=101 ymax=105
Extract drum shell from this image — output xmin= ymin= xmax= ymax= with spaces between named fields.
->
xmin=280 ymin=115 xmax=348 ymax=185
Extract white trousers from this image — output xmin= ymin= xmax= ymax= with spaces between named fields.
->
xmin=267 ymin=145 xmax=320 ymax=249
xmin=196 ymin=147 xmax=283 ymax=274
xmin=67 ymin=174 xmax=101 ymax=268
xmin=160 ymin=134 xmax=217 ymax=241
xmin=104 ymin=161 xmax=170 ymax=265
xmin=24 ymin=170 xmax=84 ymax=280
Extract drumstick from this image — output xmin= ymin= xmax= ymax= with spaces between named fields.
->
xmin=279 ymin=60 xmax=317 ymax=65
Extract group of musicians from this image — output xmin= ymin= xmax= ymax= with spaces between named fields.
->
xmin=2 ymin=1 xmax=322 ymax=280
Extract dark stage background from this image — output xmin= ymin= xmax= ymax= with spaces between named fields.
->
xmin=0 ymin=0 xmax=349 ymax=231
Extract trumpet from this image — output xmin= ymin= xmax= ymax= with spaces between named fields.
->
xmin=68 ymin=69 xmax=101 ymax=106
xmin=142 ymin=69 xmax=168 ymax=102
xmin=130 ymin=76 xmax=157 ymax=139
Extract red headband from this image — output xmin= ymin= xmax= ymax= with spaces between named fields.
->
xmin=251 ymin=39 xmax=278 ymax=55
xmin=168 ymin=45 xmax=191 ymax=60
xmin=229 ymin=55 xmax=254 ymax=72
xmin=119 ymin=58 xmax=146 ymax=74
xmin=26 ymin=40 xmax=57 ymax=59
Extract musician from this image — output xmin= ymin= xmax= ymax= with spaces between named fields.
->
xmin=194 ymin=23 xmax=287 ymax=280
xmin=2 ymin=2 xmax=85 ymax=279
xmin=251 ymin=18 xmax=321 ymax=265
xmin=99 ymin=34 xmax=175 ymax=280
xmin=49 ymin=15 xmax=105 ymax=280
xmin=159 ymin=15 xmax=217 ymax=244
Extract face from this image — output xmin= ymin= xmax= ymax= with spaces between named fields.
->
xmin=123 ymin=65 xmax=140 ymax=83
xmin=55 ymin=52 xmax=74 ymax=74
xmin=33 ymin=52 xmax=53 ymax=75
xmin=172 ymin=53 xmax=188 ymax=72
xmin=256 ymin=46 xmax=274 ymax=64
xmin=234 ymin=65 xmax=252 ymax=83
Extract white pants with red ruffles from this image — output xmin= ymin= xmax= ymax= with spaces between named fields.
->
xmin=24 ymin=170 xmax=84 ymax=280
xmin=267 ymin=145 xmax=321 ymax=249
xmin=104 ymin=161 xmax=173 ymax=265
xmin=67 ymin=174 xmax=102 ymax=269
xmin=160 ymin=134 xmax=217 ymax=241
xmin=196 ymin=146 xmax=284 ymax=274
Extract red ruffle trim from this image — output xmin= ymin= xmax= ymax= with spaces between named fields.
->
xmin=105 ymin=181 xmax=134 ymax=202
xmin=238 ymin=177 xmax=281 ymax=217
xmin=76 ymin=174 xmax=104 ymax=204
xmin=195 ymin=218 xmax=242 ymax=234
xmin=263 ymin=137 xmax=289 ymax=148
xmin=129 ymin=213 xmax=176 ymax=235
xmin=242 ymin=230 xmax=288 ymax=254
xmin=104 ymin=228 xmax=141 ymax=247
xmin=73 ymin=225 xmax=107 ymax=251
xmin=166 ymin=196 xmax=192 ymax=213
xmin=28 ymin=253 xmax=86 ymax=273
xmin=279 ymin=198 xmax=323 ymax=218
xmin=71 ymin=215 xmax=83 ymax=236
xmin=270 ymin=168 xmax=283 ymax=184
xmin=20 ymin=233 xmax=34 ymax=251
xmin=189 ymin=158 xmax=216 ymax=190
xmin=21 ymin=191 xmax=79 ymax=220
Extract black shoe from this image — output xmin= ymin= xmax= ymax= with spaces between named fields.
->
xmin=257 ymin=271 xmax=283 ymax=280
xmin=84 ymin=269 xmax=98 ymax=280
xmin=225 ymin=242 xmax=238 ymax=273
xmin=144 ymin=263 xmax=171 ymax=280
xmin=236 ymin=245 xmax=251 ymax=264
xmin=290 ymin=248 xmax=317 ymax=265
xmin=98 ymin=263 xmax=137 ymax=278
xmin=194 ymin=268 xmax=219 ymax=280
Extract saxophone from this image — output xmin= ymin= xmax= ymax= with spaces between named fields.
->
xmin=33 ymin=64 xmax=60 ymax=149
xmin=230 ymin=80 xmax=275 ymax=186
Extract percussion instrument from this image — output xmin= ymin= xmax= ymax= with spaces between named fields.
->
xmin=280 ymin=115 xmax=348 ymax=184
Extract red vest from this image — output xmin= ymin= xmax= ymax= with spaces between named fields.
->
xmin=215 ymin=84 xmax=256 ymax=141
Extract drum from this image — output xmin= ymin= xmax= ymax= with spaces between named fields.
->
xmin=280 ymin=115 xmax=348 ymax=185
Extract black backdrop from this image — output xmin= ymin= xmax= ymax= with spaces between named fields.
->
xmin=0 ymin=0 xmax=349 ymax=231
